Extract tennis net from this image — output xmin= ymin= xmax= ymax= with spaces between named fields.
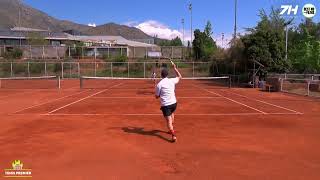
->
xmin=80 ymin=76 xmax=231 ymax=89
xmin=0 ymin=76 xmax=61 ymax=89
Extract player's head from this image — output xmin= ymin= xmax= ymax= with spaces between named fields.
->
xmin=161 ymin=69 xmax=168 ymax=78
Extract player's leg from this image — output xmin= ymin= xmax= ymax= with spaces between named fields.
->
xmin=165 ymin=115 xmax=177 ymax=142
xmin=171 ymin=113 xmax=175 ymax=124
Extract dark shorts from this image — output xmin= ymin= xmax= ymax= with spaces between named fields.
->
xmin=160 ymin=103 xmax=177 ymax=117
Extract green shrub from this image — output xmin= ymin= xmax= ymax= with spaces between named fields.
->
xmin=3 ymin=48 xmax=23 ymax=59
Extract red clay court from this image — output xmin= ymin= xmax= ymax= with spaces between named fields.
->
xmin=0 ymin=77 xmax=320 ymax=179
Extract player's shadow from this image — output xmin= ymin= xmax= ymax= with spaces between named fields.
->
xmin=136 ymin=90 xmax=154 ymax=95
xmin=122 ymin=127 xmax=172 ymax=143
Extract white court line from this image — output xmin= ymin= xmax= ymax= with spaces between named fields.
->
xmin=13 ymin=89 xmax=92 ymax=114
xmin=91 ymin=96 xmax=224 ymax=99
xmin=223 ymin=90 xmax=303 ymax=115
xmin=193 ymin=85 xmax=267 ymax=114
xmin=47 ymin=83 xmax=123 ymax=114
xmin=37 ymin=112 xmax=301 ymax=116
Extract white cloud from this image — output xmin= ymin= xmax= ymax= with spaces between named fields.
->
xmin=88 ymin=23 xmax=96 ymax=27
xmin=135 ymin=20 xmax=182 ymax=40
xmin=124 ymin=20 xmax=233 ymax=48
xmin=213 ymin=33 xmax=233 ymax=49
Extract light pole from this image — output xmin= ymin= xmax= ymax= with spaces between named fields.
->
xmin=189 ymin=3 xmax=193 ymax=46
xmin=285 ymin=25 xmax=288 ymax=61
xmin=222 ymin=33 xmax=225 ymax=48
xmin=182 ymin=18 xmax=185 ymax=60
xmin=18 ymin=0 xmax=22 ymax=46
xmin=181 ymin=18 xmax=185 ymax=45
xmin=233 ymin=0 xmax=237 ymax=41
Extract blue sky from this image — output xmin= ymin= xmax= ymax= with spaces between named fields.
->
xmin=23 ymin=0 xmax=319 ymax=45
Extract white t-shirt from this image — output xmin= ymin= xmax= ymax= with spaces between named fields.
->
xmin=155 ymin=77 xmax=180 ymax=106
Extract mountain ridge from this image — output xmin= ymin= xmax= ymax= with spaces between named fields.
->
xmin=0 ymin=0 xmax=152 ymax=40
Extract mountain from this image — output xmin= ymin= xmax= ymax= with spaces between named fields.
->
xmin=0 ymin=0 xmax=152 ymax=39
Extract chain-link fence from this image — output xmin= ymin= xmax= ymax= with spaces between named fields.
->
xmin=0 ymin=45 xmax=188 ymax=59
xmin=0 ymin=61 xmax=218 ymax=79
xmin=266 ymin=73 xmax=320 ymax=98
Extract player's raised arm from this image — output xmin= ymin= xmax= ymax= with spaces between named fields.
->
xmin=171 ymin=60 xmax=182 ymax=79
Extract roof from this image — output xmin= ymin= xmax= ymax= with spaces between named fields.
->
xmin=0 ymin=28 xmax=158 ymax=47
xmin=73 ymin=35 xmax=157 ymax=47
xmin=0 ymin=30 xmax=70 ymax=40
xmin=11 ymin=27 xmax=48 ymax=32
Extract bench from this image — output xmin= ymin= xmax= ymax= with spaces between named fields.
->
xmin=264 ymin=84 xmax=275 ymax=92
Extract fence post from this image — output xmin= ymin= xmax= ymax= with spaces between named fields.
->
xmin=128 ymin=62 xmax=130 ymax=77
xmin=108 ymin=48 xmax=110 ymax=58
xmin=120 ymin=47 xmax=123 ymax=56
xmin=133 ymin=47 xmax=135 ymax=58
xmin=111 ymin=63 xmax=113 ymax=77
xmin=78 ymin=62 xmax=80 ymax=78
xmin=171 ymin=46 xmax=173 ymax=59
xmin=56 ymin=46 xmax=59 ymax=59
xmin=68 ymin=46 xmax=71 ymax=57
xmin=81 ymin=47 xmax=84 ymax=59
xmin=144 ymin=62 xmax=146 ymax=78
xmin=30 ymin=45 xmax=32 ymax=59
xmin=94 ymin=47 xmax=97 ymax=60
xmin=307 ymin=81 xmax=310 ymax=96
xmin=145 ymin=47 xmax=148 ymax=59
xmin=93 ymin=62 xmax=96 ymax=77
xmin=42 ymin=46 xmax=45 ymax=59
xmin=10 ymin=62 xmax=13 ymax=77
xmin=192 ymin=62 xmax=195 ymax=77
xmin=27 ymin=62 xmax=30 ymax=77
xmin=61 ymin=62 xmax=64 ymax=79
xmin=45 ymin=62 xmax=47 ymax=76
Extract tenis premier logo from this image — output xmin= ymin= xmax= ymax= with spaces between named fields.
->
xmin=280 ymin=4 xmax=316 ymax=18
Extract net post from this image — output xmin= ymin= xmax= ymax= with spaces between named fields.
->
xmin=57 ymin=76 xmax=61 ymax=89
xmin=80 ymin=76 xmax=83 ymax=89
xmin=229 ymin=76 xmax=232 ymax=88
xmin=280 ymin=78 xmax=283 ymax=92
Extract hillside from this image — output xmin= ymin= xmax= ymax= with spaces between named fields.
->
xmin=0 ymin=0 xmax=152 ymax=39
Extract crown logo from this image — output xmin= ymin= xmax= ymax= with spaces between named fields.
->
xmin=12 ymin=160 xmax=23 ymax=170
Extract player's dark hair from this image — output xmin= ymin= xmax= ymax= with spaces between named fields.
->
xmin=161 ymin=69 xmax=169 ymax=78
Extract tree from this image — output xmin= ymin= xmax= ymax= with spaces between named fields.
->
xmin=288 ymin=19 xmax=320 ymax=73
xmin=157 ymin=36 xmax=183 ymax=46
xmin=241 ymin=9 xmax=289 ymax=73
xmin=170 ymin=36 xmax=183 ymax=46
xmin=192 ymin=21 xmax=217 ymax=60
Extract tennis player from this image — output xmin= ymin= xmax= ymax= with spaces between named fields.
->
xmin=151 ymin=70 xmax=157 ymax=86
xmin=155 ymin=61 xmax=182 ymax=142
